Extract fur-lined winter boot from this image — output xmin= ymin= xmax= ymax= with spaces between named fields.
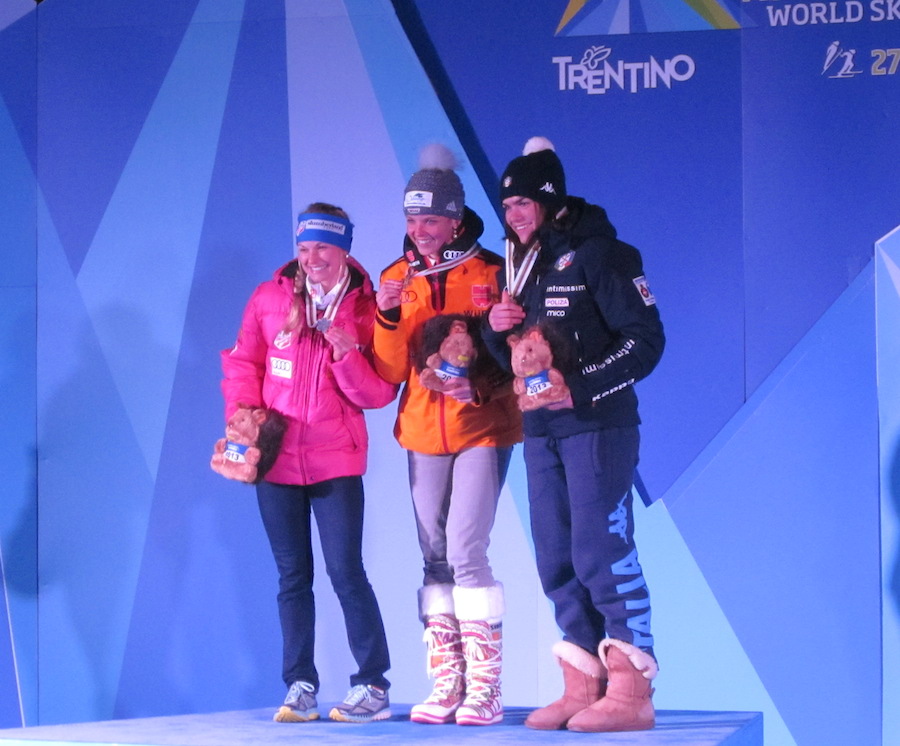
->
xmin=524 ymin=640 xmax=607 ymax=730
xmin=566 ymin=638 xmax=657 ymax=732
xmin=453 ymin=584 xmax=504 ymax=726
xmin=410 ymin=584 xmax=465 ymax=724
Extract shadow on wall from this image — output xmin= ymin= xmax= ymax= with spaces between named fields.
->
xmin=34 ymin=305 xmax=164 ymax=723
xmin=889 ymin=435 xmax=900 ymax=615
xmin=1 ymin=300 xmax=38 ymax=595
xmin=2 ymin=462 xmax=38 ymax=599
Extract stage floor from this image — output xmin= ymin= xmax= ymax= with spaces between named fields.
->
xmin=0 ymin=706 xmax=762 ymax=746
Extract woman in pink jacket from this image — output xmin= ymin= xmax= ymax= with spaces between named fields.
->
xmin=221 ymin=203 xmax=395 ymax=725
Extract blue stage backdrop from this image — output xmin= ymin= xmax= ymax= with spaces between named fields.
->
xmin=0 ymin=1 xmax=897 ymax=744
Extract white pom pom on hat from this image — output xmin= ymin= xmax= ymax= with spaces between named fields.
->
xmin=500 ymin=136 xmax=566 ymax=210
xmin=522 ymin=136 xmax=556 ymax=156
xmin=404 ymin=143 xmax=465 ymax=219
xmin=417 ymin=142 xmax=460 ymax=172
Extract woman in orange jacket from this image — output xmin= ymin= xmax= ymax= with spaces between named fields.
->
xmin=373 ymin=145 xmax=521 ymax=726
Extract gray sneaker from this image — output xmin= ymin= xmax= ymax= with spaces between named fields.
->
xmin=328 ymin=684 xmax=391 ymax=723
xmin=274 ymin=680 xmax=319 ymax=722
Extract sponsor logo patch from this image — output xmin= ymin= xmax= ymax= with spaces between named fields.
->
xmin=270 ymin=357 xmax=293 ymax=379
xmin=545 ymin=297 xmax=569 ymax=308
xmin=633 ymin=276 xmax=656 ymax=306
xmin=274 ymin=330 xmax=292 ymax=350
xmin=404 ymin=190 xmax=434 ymax=209
xmin=297 ymin=217 xmax=347 ymax=235
xmin=555 ymin=251 xmax=575 ymax=271
xmin=471 ymin=284 xmax=493 ymax=308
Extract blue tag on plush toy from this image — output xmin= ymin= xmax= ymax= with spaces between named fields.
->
xmin=525 ymin=370 xmax=552 ymax=396
xmin=435 ymin=360 xmax=468 ymax=382
xmin=224 ymin=441 xmax=250 ymax=463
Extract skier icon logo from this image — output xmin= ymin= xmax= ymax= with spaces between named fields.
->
xmin=822 ymin=41 xmax=863 ymax=79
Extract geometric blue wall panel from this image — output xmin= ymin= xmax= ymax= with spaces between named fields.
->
xmin=0 ymin=1 xmax=37 ymax=728
xmin=877 ymin=225 xmax=900 ymax=746
xmin=400 ymin=0 xmax=748 ymax=503
xmin=0 ymin=586 xmax=20 ymax=728
xmin=667 ymin=265 xmax=879 ymax=746
xmin=0 ymin=0 xmax=894 ymax=741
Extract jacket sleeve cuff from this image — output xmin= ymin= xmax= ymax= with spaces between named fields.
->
xmin=567 ymin=375 xmax=593 ymax=408
xmin=377 ymin=306 xmax=401 ymax=325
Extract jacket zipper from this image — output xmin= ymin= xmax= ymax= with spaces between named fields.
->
xmin=294 ymin=328 xmax=323 ymax=483
xmin=439 ymin=392 xmax=450 ymax=452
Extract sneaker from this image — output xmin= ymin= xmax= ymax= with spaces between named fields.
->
xmin=328 ymin=684 xmax=392 ymax=723
xmin=274 ymin=680 xmax=319 ymax=722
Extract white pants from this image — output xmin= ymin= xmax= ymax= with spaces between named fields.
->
xmin=407 ymin=446 xmax=512 ymax=588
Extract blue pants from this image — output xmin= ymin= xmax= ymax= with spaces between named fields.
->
xmin=524 ymin=427 xmax=654 ymax=656
xmin=256 ymin=476 xmax=391 ymax=691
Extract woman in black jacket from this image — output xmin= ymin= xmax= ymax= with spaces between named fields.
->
xmin=485 ymin=137 xmax=665 ymax=734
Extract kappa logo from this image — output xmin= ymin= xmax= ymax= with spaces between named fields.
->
xmin=540 ymin=182 xmax=557 ymax=194
xmin=608 ymin=495 xmax=628 ymax=541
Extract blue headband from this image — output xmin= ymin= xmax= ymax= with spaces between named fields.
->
xmin=295 ymin=212 xmax=353 ymax=252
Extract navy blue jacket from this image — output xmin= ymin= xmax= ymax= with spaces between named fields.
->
xmin=483 ymin=197 xmax=664 ymax=438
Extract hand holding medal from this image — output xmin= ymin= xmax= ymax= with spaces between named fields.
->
xmin=323 ymin=324 xmax=356 ymax=361
xmin=488 ymin=289 xmax=526 ymax=333
xmin=488 ymin=237 xmax=537 ymax=332
xmin=376 ymin=278 xmax=404 ymax=311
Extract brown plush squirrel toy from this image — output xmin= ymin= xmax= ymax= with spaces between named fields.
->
xmin=419 ymin=317 xmax=477 ymax=393
xmin=507 ymin=326 xmax=570 ymax=411
xmin=211 ymin=406 xmax=286 ymax=483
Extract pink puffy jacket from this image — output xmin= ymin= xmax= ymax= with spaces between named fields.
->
xmin=221 ymin=258 xmax=396 ymax=486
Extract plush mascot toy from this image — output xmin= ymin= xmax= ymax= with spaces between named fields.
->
xmin=211 ymin=406 xmax=286 ymax=483
xmin=507 ymin=326 xmax=571 ymax=411
xmin=418 ymin=315 xmax=478 ymax=393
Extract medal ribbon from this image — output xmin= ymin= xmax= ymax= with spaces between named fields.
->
xmin=505 ymin=238 xmax=540 ymax=299
xmin=406 ymin=242 xmax=480 ymax=284
xmin=305 ymin=264 xmax=350 ymax=329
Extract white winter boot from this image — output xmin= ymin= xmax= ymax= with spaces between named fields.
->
xmin=410 ymin=584 xmax=466 ymax=724
xmin=453 ymin=583 xmax=504 ymax=726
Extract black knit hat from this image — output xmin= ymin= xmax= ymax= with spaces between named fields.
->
xmin=499 ymin=137 xmax=567 ymax=212
xmin=404 ymin=144 xmax=465 ymax=220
